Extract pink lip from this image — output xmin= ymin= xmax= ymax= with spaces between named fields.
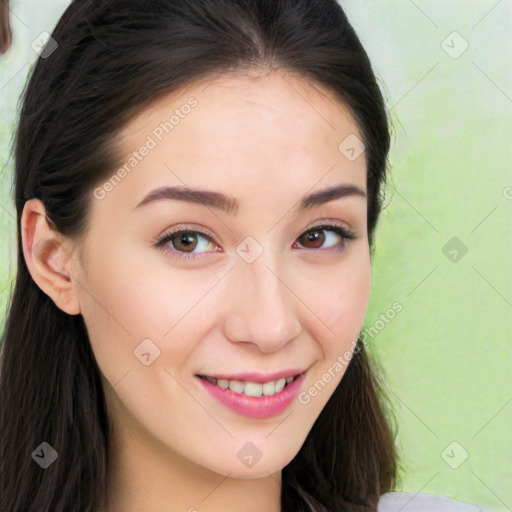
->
xmin=197 ymin=372 xmax=306 ymax=419
xmin=198 ymin=368 xmax=305 ymax=383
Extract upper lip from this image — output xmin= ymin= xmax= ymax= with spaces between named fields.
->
xmin=196 ymin=368 xmax=305 ymax=383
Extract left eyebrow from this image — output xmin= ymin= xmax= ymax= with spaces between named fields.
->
xmin=132 ymin=183 xmax=367 ymax=216
xmin=296 ymin=183 xmax=367 ymax=212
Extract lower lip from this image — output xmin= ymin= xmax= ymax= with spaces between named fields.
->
xmin=197 ymin=373 xmax=305 ymax=419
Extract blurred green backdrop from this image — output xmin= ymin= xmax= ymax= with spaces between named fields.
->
xmin=1 ymin=1 xmax=511 ymax=511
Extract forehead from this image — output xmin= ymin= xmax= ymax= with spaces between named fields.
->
xmin=119 ymin=69 xmax=363 ymax=162
xmin=104 ymin=70 xmax=366 ymax=214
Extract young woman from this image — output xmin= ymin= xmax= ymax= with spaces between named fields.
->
xmin=0 ymin=1 xmax=495 ymax=511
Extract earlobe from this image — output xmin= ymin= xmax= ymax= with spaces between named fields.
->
xmin=21 ymin=199 xmax=82 ymax=316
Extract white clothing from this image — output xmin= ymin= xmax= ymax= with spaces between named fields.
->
xmin=378 ymin=491 xmax=494 ymax=511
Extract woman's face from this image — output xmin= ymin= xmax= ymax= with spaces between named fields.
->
xmin=70 ymin=70 xmax=371 ymax=478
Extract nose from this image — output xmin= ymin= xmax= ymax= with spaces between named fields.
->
xmin=222 ymin=255 xmax=302 ymax=353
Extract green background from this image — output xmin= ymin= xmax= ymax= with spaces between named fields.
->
xmin=1 ymin=1 xmax=511 ymax=511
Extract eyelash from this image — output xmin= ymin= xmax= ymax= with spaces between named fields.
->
xmin=154 ymin=222 xmax=357 ymax=262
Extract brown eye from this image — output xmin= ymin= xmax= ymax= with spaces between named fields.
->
xmin=172 ymin=232 xmax=199 ymax=253
xmin=155 ymin=229 xmax=218 ymax=260
xmin=155 ymin=223 xmax=356 ymax=263
xmin=298 ymin=228 xmax=326 ymax=249
xmin=295 ymin=224 xmax=355 ymax=252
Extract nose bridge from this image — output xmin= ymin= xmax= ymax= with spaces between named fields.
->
xmin=224 ymin=248 xmax=302 ymax=351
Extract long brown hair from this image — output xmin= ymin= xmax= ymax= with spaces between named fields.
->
xmin=0 ymin=1 xmax=401 ymax=510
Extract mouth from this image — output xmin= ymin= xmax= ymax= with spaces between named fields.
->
xmin=195 ymin=371 xmax=303 ymax=398
xmin=195 ymin=369 xmax=306 ymax=419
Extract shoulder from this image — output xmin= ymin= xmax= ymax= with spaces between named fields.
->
xmin=377 ymin=491 xmax=494 ymax=512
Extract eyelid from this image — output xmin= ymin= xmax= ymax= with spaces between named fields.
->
xmin=154 ymin=220 xmax=358 ymax=261
xmin=154 ymin=224 xmax=219 ymax=246
xmin=304 ymin=218 xmax=354 ymax=233
xmin=156 ymin=219 xmax=354 ymax=241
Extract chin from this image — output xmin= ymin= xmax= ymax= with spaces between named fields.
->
xmin=200 ymin=451 xmax=294 ymax=480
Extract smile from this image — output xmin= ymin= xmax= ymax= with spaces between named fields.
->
xmin=195 ymin=371 xmax=306 ymax=419
xmin=197 ymin=374 xmax=299 ymax=397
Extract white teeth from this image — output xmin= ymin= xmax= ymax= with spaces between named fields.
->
xmin=262 ymin=381 xmax=275 ymax=396
xmin=244 ymin=382 xmax=263 ymax=397
xmin=202 ymin=375 xmax=297 ymax=397
xmin=274 ymin=378 xmax=286 ymax=393
xmin=217 ymin=379 xmax=229 ymax=389
xmin=228 ymin=380 xmax=244 ymax=393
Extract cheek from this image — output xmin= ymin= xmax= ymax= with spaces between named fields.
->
xmin=84 ymin=248 xmax=188 ymax=339
xmin=80 ymin=245 xmax=225 ymax=385
xmin=74 ymin=242 xmax=175 ymax=378
xmin=304 ymin=257 xmax=371 ymax=351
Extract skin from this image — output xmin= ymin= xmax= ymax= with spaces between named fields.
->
xmin=21 ymin=69 xmax=371 ymax=512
